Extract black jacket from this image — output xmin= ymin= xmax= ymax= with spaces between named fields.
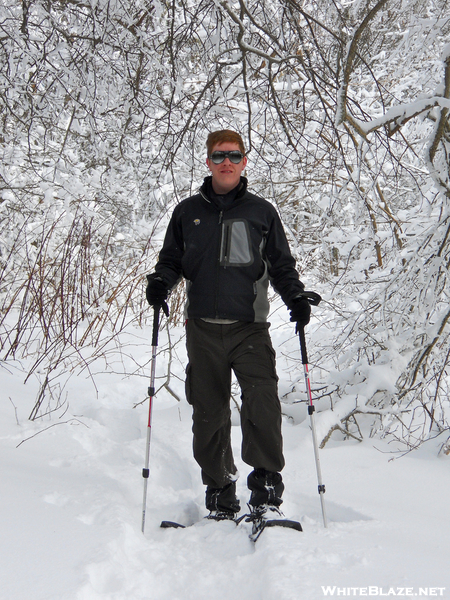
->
xmin=150 ymin=177 xmax=305 ymax=322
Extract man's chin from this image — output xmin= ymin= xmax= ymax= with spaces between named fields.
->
xmin=213 ymin=178 xmax=239 ymax=194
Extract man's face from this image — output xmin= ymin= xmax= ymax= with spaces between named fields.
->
xmin=206 ymin=142 xmax=247 ymax=195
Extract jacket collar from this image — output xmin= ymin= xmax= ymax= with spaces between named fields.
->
xmin=199 ymin=176 xmax=248 ymax=207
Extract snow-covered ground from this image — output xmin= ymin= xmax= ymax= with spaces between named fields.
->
xmin=1 ymin=318 xmax=449 ymax=600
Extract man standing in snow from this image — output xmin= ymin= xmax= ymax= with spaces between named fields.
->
xmin=146 ymin=130 xmax=312 ymax=521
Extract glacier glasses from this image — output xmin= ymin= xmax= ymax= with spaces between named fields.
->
xmin=209 ymin=150 xmax=245 ymax=164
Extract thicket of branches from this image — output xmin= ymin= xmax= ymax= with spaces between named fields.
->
xmin=1 ymin=0 xmax=449 ymax=450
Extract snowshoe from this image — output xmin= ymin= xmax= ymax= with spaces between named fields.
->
xmin=245 ymin=504 xmax=302 ymax=542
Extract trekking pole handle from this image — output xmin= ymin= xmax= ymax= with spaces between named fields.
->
xmin=298 ymin=326 xmax=308 ymax=365
xmin=296 ymin=291 xmax=321 ymax=364
xmin=151 ymin=306 xmax=161 ymax=347
xmin=151 ymin=300 xmax=169 ymax=347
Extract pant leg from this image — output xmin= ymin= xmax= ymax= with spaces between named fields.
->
xmin=247 ymin=468 xmax=284 ymax=507
xmin=228 ymin=322 xmax=285 ymax=474
xmin=205 ymin=481 xmax=240 ymax=513
xmin=185 ymin=319 xmax=237 ymax=488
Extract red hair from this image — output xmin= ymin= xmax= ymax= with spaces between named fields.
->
xmin=206 ymin=130 xmax=246 ymax=156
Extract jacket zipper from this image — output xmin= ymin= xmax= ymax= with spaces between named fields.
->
xmin=215 ymin=210 xmax=224 ymax=317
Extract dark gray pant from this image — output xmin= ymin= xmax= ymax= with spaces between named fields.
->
xmin=185 ymin=319 xmax=285 ymax=489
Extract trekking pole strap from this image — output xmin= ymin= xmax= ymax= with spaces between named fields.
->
xmin=297 ymin=290 xmax=322 ymax=306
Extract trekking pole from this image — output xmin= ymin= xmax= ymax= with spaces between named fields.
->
xmin=297 ymin=291 xmax=328 ymax=528
xmin=141 ymin=302 xmax=168 ymax=534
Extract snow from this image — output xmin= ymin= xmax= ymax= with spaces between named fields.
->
xmin=2 ymin=1 xmax=450 ymax=596
xmin=1 ymin=317 xmax=449 ymax=600
xmin=353 ymin=97 xmax=450 ymax=135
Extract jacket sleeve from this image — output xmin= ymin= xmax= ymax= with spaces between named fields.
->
xmin=149 ymin=205 xmax=184 ymax=290
xmin=264 ymin=208 xmax=305 ymax=308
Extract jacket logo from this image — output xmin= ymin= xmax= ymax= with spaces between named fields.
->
xmin=194 ymin=219 xmax=201 ymax=226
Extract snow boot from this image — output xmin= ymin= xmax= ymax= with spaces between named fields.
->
xmin=245 ymin=502 xmax=302 ymax=541
xmin=247 ymin=503 xmax=284 ymax=521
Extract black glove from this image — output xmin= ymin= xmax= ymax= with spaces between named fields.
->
xmin=289 ymin=296 xmax=311 ymax=331
xmin=146 ymin=275 xmax=169 ymax=309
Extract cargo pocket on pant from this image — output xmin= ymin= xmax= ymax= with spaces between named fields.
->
xmin=265 ymin=343 xmax=279 ymax=383
xmin=185 ymin=363 xmax=193 ymax=405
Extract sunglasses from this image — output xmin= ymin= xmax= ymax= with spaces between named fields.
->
xmin=209 ymin=151 xmax=245 ymax=164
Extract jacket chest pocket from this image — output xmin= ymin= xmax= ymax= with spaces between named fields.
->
xmin=220 ymin=219 xmax=254 ymax=267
